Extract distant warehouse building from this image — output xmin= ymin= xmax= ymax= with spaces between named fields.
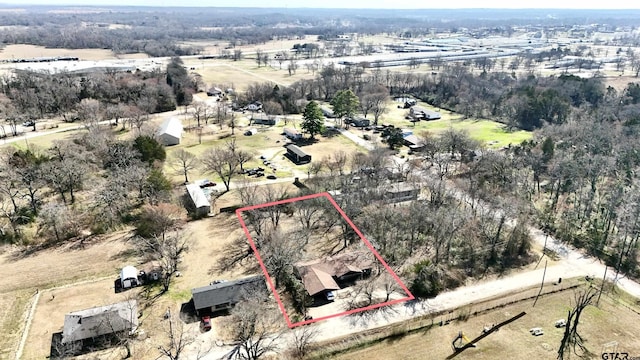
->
xmin=285 ymin=144 xmax=311 ymax=164
xmin=157 ymin=117 xmax=183 ymax=146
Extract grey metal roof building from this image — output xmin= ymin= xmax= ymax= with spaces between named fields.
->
xmin=286 ymin=144 xmax=311 ymax=164
xmin=191 ymin=275 xmax=265 ymax=314
xmin=61 ymin=300 xmax=138 ymax=344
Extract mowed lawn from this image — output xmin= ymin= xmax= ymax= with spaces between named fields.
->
xmin=327 ymin=286 xmax=640 ymax=360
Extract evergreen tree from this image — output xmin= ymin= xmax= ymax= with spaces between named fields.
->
xmin=301 ymin=101 xmax=324 ymax=139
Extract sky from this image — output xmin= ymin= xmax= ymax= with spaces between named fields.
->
xmin=9 ymin=0 xmax=640 ymax=9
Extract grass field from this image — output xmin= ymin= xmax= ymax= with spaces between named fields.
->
xmin=376 ymin=100 xmax=532 ymax=149
xmin=319 ymin=283 xmax=640 ymax=360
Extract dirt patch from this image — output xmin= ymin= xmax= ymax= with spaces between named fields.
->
xmin=0 ymin=44 xmax=122 ymax=61
xmin=327 ymin=285 xmax=640 ymax=360
xmin=0 ymin=230 xmax=133 ymax=293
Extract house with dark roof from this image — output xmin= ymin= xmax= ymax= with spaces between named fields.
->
xmin=57 ymin=300 xmax=138 ymax=350
xmin=285 ymin=144 xmax=311 ymax=164
xmin=191 ymin=275 xmax=266 ymax=315
xmin=295 ymin=252 xmax=373 ymax=298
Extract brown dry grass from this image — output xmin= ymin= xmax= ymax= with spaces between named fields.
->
xmin=183 ymin=58 xmax=317 ymax=89
xmin=0 ymin=44 xmax=147 ymax=61
xmin=326 ymin=284 xmax=640 ymax=360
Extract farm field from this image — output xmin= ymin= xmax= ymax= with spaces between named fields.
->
xmin=324 ymin=284 xmax=640 ymax=360
xmin=183 ymin=58 xmax=317 ymax=89
xmin=0 ymin=44 xmax=148 ymax=61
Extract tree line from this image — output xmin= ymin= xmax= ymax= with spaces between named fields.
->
xmin=0 ymin=57 xmax=199 ymax=137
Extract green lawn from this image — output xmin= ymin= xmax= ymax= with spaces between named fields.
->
xmin=378 ymin=101 xmax=532 ymax=149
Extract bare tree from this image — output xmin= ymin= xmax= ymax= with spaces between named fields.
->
xmin=191 ymin=101 xmax=213 ymax=127
xmin=157 ymin=309 xmax=194 ymax=360
xmin=76 ymin=98 xmax=103 ymax=130
xmin=227 ymin=138 xmax=254 ymax=173
xmin=202 ymin=141 xmax=241 ymax=192
xmin=170 ymin=149 xmax=198 ymax=184
xmin=225 ymin=293 xmax=285 ymax=360
xmin=38 ymin=201 xmax=72 ymax=243
xmin=289 ymin=326 xmax=319 ymax=359
xmin=557 ymin=287 xmax=597 ymax=360
xmin=138 ymin=230 xmax=190 ymax=293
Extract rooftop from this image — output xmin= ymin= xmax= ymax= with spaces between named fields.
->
xmin=191 ymin=275 xmax=265 ymax=310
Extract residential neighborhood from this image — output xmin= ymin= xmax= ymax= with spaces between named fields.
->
xmin=1 ymin=3 xmax=640 ymax=360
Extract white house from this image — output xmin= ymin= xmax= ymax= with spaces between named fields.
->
xmin=157 ymin=117 xmax=183 ymax=146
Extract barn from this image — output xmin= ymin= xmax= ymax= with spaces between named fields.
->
xmin=285 ymin=144 xmax=311 ymax=164
xmin=157 ymin=117 xmax=183 ymax=146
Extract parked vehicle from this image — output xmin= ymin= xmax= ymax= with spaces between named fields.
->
xmin=201 ymin=316 xmax=212 ymax=331
xmin=326 ymin=291 xmax=335 ymax=301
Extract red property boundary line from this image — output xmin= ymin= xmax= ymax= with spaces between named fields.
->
xmin=235 ymin=192 xmax=415 ymax=328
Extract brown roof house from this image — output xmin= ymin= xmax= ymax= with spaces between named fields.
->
xmin=295 ymin=252 xmax=374 ymax=298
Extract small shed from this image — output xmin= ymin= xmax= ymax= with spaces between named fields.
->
xmin=321 ymin=107 xmax=335 ymax=118
xmin=120 ymin=266 xmax=139 ymax=289
xmin=186 ymin=183 xmax=211 ymax=217
xmin=286 ymin=144 xmax=311 ymax=164
xmin=157 ymin=117 xmax=183 ymax=146
xmin=384 ymin=182 xmax=420 ymax=203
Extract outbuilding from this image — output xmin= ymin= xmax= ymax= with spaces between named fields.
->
xmin=157 ymin=117 xmax=183 ymax=146
xmin=283 ymin=127 xmax=302 ymax=140
xmin=349 ymin=117 xmax=370 ymax=127
xmin=186 ymin=183 xmax=211 ymax=217
xmin=120 ymin=266 xmax=139 ymax=289
xmin=285 ymin=144 xmax=311 ymax=164
xmin=251 ymin=113 xmax=279 ymax=126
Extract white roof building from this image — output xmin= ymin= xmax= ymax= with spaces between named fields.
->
xmin=157 ymin=117 xmax=183 ymax=146
xmin=186 ymin=183 xmax=211 ymax=217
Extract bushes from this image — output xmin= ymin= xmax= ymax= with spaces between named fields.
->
xmin=133 ymin=136 xmax=166 ymax=165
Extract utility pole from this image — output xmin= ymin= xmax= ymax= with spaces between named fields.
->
xmin=597 ymin=266 xmax=608 ymax=306
xmin=533 ymin=260 xmax=547 ymax=307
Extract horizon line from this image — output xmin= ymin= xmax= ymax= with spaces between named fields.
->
xmin=3 ymin=4 xmax=640 ymax=10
